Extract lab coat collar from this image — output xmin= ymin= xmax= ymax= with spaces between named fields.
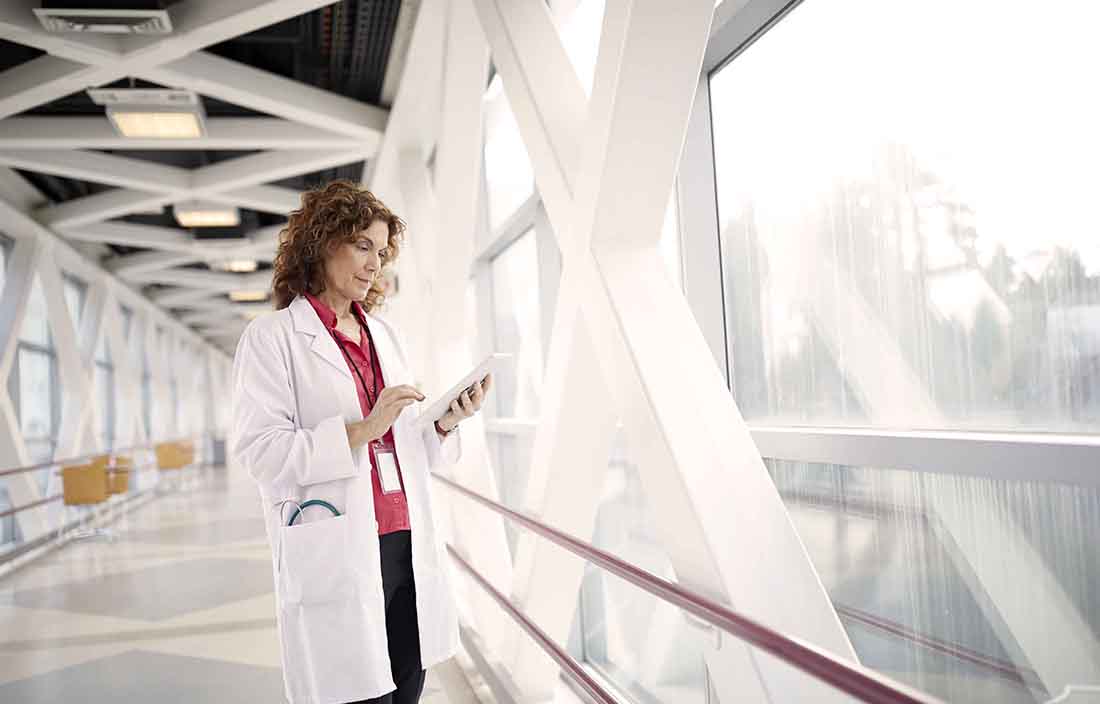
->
xmin=288 ymin=295 xmax=352 ymax=380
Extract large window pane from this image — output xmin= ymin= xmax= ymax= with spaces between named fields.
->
xmin=580 ymin=427 xmax=707 ymax=704
xmin=490 ymin=229 xmax=543 ymax=418
xmin=769 ymin=458 xmax=1099 ymax=702
xmin=95 ymin=337 xmax=114 ymax=450
xmin=17 ymin=348 xmax=53 ymax=462
xmin=710 ymin=0 xmax=1100 ymax=432
xmin=19 ymin=276 xmax=50 ymax=346
xmin=0 ymin=236 xmax=8 ymax=293
xmin=553 ymin=0 xmax=605 ymax=97
xmin=62 ymin=275 xmax=86 ymax=331
xmin=483 ymin=75 xmax=535 ymax=231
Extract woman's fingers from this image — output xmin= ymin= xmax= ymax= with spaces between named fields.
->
xmin=383 ymin=385 xmax=425 ymax=403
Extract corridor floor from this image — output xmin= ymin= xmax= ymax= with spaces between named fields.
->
xmin=0 ymin=466 xmax=485 ymax=704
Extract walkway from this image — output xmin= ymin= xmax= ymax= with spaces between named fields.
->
xmin=0 ymin=466 xmax=486 ymax=704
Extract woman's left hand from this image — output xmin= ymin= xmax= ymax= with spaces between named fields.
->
xmin=438 ymin=373 xmax=492 ymax=433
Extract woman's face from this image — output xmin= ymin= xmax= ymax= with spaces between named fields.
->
xmin=322 ymin=219 xmax=390 ymax=302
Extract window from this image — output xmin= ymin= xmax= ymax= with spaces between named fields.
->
xmin=141 ymin=321 xmax=153 ymax=440
xmin=94 ymin=335 xmax=114 ymax=450
xmin=61 ymin=274 xmax=86 ymax=331
xmin=0 ymin=235 xmax=9 ymax=294
xmin=553 ymin=0 xmax=605 ymax=97
xmin=707 ymin=1 xmax=1100 ymax=700
xmin=490 ymin=229 xmax=544 ymax=418
xmin=710 ymin=0 xmax=1100 ymax=433
xmin=578 ymin=428 xmax=707 ymax=704
xmin=483 ymin=75 xmax=536 ymax=231
xmin=119 ymin=304 xmax=133 ymax=339
xmin=8 ymin=276 xmax=59 ymax=469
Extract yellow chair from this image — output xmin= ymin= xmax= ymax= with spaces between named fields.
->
xmin=108 ymin=455 xmax=131 ymax=495
xmin=61 ymin=463 xmax=108 ymax=506
xmin=155 ymin=442 xmax=189 ymax=470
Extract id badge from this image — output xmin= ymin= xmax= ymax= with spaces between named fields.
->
xmin=372 ymin=444 xmax=403 ymax=494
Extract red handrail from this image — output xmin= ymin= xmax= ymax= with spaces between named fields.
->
xmin=432 ymin=472 xmax=942 ymax=704
xmin=0 ymin=493 xmax=62 ymax=521
xmin=447 ymin=546 xmax=619 ymax=704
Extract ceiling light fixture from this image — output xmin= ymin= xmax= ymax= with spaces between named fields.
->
xmin=211 ymin=259 xmax=259 ymax=273
xmin=88 ymin=88 xmax=206 ymax=139
xmin=229 ymin=290 xmax=269 ymax=303
xmin=35 ymin=1 xmax=173 ymax=34
xmin=173 ymin=201 xmax=240 ymax=228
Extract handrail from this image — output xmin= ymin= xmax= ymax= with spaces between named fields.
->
xmin=447 ymin=545 xmax=619 ymax=704
xmin=0 ymin=493 xmax=62 ymax=521
xmin=0 ymin=438 xmax=194 ymax=478
xmin=432 ymin=472 xmax=942 ymax=704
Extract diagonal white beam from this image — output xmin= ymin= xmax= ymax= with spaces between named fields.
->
xmin=179 ymin=306 xmax=259 ymax=326
xmin=203 ymin=185 xmax=301 ymax=215
xmin=38 ymin=190 xmax=172 ymax=228
xmin=0 ymin=0 xmax=345 ymax=121
xmin=141 ymin=52 xmax=389 ymax=141
xmin=151 ymin=272 xmax=271 ymax=304
xmin=469 ymin=1 xmax=858 ymax=701
xmin=0 ymin=149 xmax=190 ymax=193
xmin=152 ymin=287 xmax=232 ymax=307
xmin=0 ymin=55 xmax=115 ymax=121
xmin=125 ymin=267 xmax=269 ymax=290
xmin=63 ymin=221 xmax=194 ymax=252
xmin=0 ymin=117 xmax=363 ymax=150
xmin=470 ymin=0 xmax=584 ymax=231
xmin=34 ymin=149 xmax=356 ymax=226
xmin=190 ymin=149 xmax=366 ymax=193
xmin=108 ymin=250 xmax=205 ymax=278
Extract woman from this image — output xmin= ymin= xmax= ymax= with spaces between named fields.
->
xmin=231 ymin=180 xmax=489 ymax=704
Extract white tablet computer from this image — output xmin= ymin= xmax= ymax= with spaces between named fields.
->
xmin=414 ymin=353 xmax=510 ymax=428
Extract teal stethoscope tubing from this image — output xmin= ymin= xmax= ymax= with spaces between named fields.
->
xmin=286 ymin=499 xmax=341 ymax=526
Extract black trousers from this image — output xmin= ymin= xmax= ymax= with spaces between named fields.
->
xmin=348 ymin=530 xmax=426 ymax=704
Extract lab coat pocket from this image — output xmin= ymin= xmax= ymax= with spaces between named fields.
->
xmin=279 ymin=515 xmax=355 ymax=605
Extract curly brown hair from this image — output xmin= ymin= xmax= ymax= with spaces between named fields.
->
xmin=271 ymin=180 xmax=405 ymax=311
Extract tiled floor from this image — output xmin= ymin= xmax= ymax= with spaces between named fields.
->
xmin=0 ymin=467 xmax=484 ymax=704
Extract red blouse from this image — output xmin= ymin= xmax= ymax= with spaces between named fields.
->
xmin=305 ymin=293 xmax=410 ymax=536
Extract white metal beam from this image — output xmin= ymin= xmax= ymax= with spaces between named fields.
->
xmin=0 ymin=149 xmax=191 ymax=193
xmin=32 ymin=149 xmax=354 ymax=226
xmin=141 ymin=52 xmax=389 ymax=141
xmin=0 ymin=0 xmax=345 ymax=121
xmin=0 ymin=117 xmax=362 ymax=150
xmin=37 ymin=190 xmax=173 ymax=229
xmin=108 ymin=250 xmax=206 ymax=278
xmin=203 ymin=185 xmax=302 ymax=215
xmin=61 ymin=221 xmax=194 ymax=252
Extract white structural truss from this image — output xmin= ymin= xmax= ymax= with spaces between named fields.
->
xmin=368 ymin=0 xmax=1100 ymax=702
xmin=0 ymin=0 xmax=390 ymax=351
xmin=368 ymin=0 xmax=856 ymax=702
xmin=1 ymin=1 xmax=1098 ymax=703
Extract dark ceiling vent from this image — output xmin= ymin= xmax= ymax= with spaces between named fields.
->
xmin=34 ymin=1 xmax=173 ymax=34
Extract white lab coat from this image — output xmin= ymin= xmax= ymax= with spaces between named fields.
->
xmin=230 ymin=295 xmax=460 ymax=704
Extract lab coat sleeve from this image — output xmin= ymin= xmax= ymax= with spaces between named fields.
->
xmin=422 ymin=423 xmax=462 ymax=467
xmin=231 ymin=321 xmax=358 ymax=488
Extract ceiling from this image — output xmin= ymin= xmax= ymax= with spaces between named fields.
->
xmin=0 ymin=0 xmax=415 ymax=353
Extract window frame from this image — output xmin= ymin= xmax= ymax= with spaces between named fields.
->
xmin=683 ymin=0 xmax=1100 ymax=486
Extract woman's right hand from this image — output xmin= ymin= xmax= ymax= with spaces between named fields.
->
xmin=346 ymin=385 xmax=425 ymax=450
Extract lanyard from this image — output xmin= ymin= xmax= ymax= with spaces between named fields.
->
xmin=330 ymin=322 xmax=380 ymax=410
